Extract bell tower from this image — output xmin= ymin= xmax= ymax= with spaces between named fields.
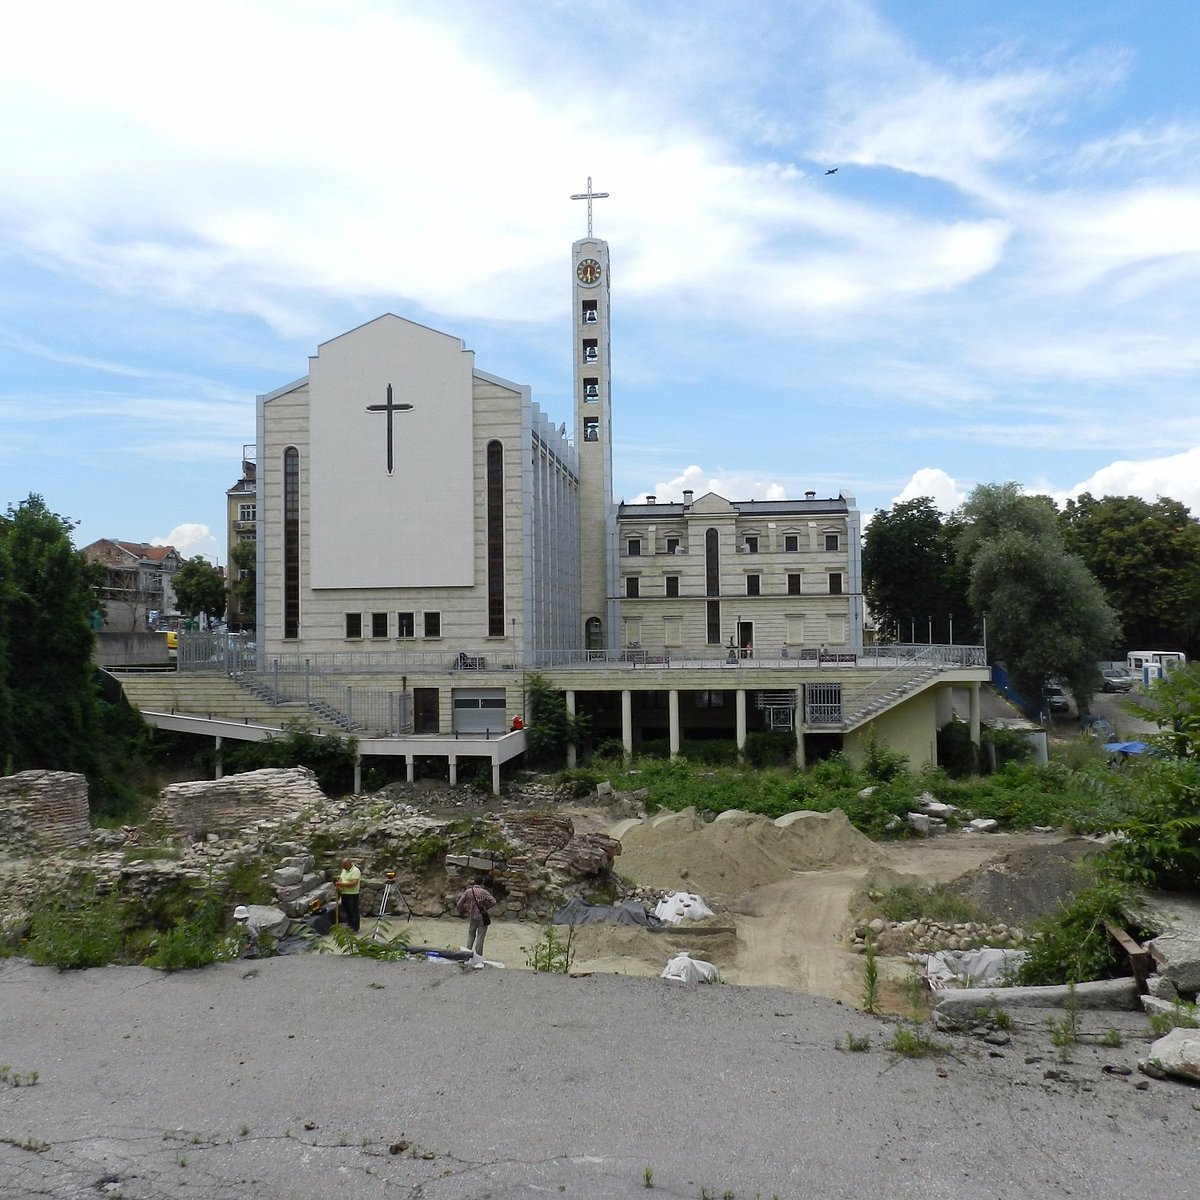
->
xmin=571 ymin=178 xmax=617 ymax=650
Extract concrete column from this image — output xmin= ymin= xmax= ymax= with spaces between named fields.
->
xmin=406 ymin=755 xmax=415 ymax=784
xmin=214 ymin=735 xmax=223 ymax=780
xmin=735 ymin=689 xmax=747 ymax=751
xmin=669 ymin=689 xmax=680 ymax=759
xmin=969 ymin=682 xmax=981 ymax=745
xmin=353 ymin=753 xmax=361 ymax=795
xmin=566 ymin=689 xmax=577 ymax=769
xmin=794 ymin=688 xmax=806 ymax=769
xmin=492 ymin=758 xmax=501 ymax=796
xmin=622 ymin=690 xmax=633 ymax=760
xmin=448 ymin=755 xmax=458 ymax=786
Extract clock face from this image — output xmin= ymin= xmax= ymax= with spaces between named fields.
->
xmin=577 ymin=258 xmax=602 ymax=286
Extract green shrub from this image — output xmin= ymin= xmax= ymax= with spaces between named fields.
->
xmin=743 ymin=730 xmax=795 ymax=767
xmin=27 ymin=888 xmax=124 ymax=970
xmin=145 ymin=894 xmax=229 ymax=972
xmin=555 ymin=767 xmax=604 ymax=797
xmin=1017 ymin=875 xmax=1132 ymax=986
xmin=677 ymin=738 xmax=739 ymax=765
xmin=936 ymin=719 xmax=978 ymax=778
xmin=523 ymin=924 xmax=574 ymax=973
xmin=874 ymin=883 xmax=985 ymax=925
xmin=864 ymin=736 xmax=908 ymax=783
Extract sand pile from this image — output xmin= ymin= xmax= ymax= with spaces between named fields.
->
xmin=614 ymin=807 xmax=883 ymax=899
xmin=567 ymin=919 xmax=737 ymax=980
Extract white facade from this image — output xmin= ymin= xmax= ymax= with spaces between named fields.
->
xmin=256 ymin=315 xmax=579 ymax=659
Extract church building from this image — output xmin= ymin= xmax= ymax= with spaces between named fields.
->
xmin=247 ymin=189 xmax=986 ymax=772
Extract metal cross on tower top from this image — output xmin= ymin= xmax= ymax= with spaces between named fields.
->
xmin=570 ymin=176 xmax=609 ymax=237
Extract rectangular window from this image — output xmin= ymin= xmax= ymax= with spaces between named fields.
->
xmin=666 ymin=537 xmax=680 ymax=554
xmin=787 ymin=573 xmax=803 ymax=595
xmin=665 ymin=576 xmax=680 ymax=597
xmin=371 ymin=612 xmax=388 ymax=638
xmin=582 ymin=300 xmax=598 ymax=324
xmin=825 ymin=533 xmax=840 ymax=552
xmin=829 ymin=573 xmax=843 ymax=595
xmin=626 ymin=576 xmax=640 ymax=598
xmin=583 ymin=376 xmax=599 ymax=400
xmin=424 ymin=612 xmax=441 ymax=638
xmin=583 ymin=417 xmax=599 ymax=442
xmin=397 ymin=611 xmax=415 ymax=638
xmin=582 ymin=338 xmax=598 ymax=363
xmin=785 ymin=534 xmax=799 ymax=552
xmin=746 ymin=574 xmax=761 ymax=596
xmin=744 ymin=536 xmax=759 ymax=554
xmin=627 ymin=538 xmax=641 ymax=556
xmin=345 ymin=613 xmax=362 ymax=639
xmin=706 ymin=599 xmax=721 ymax=644
xmin=238 ymin=502 xmax=256 ymax=522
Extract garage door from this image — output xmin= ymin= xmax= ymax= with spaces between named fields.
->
xmin=452 ymin=688 xmax=507 ymax=734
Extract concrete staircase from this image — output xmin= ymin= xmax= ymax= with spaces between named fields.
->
xmin=108 ymin=671 xmax=307 ymax=728
xmin=840 ymin=664 xmax=943 ymax=728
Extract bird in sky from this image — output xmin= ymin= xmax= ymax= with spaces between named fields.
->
xmin=824 ymin=167 xmax=838 ymax=175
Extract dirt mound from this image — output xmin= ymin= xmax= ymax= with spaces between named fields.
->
xmin=614 ymin=807 xmax=882 ymax=899
xmin=944 ymin=837 xmax=1101 ymax=924
xmin=567 ymin=917 xmax=738 ymax=979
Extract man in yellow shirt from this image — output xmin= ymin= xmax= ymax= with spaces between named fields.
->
xmin=335 ymin=857 xmax=362 ymax=932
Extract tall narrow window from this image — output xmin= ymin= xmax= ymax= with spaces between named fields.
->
xmin=665 ymin=576 xmax=680 ymax=597
xmin=829 ymin=572 xmax=843 ymax=595
xmin=626 ymin=576 xmax=640 ymax=598
xmin=582 ymin=338 xmax=598 ymax=363
xmin=627 ymin=538 xmax=641 ymax=557
xmin=582 ymin=299 xmax=598 ymax=324
xmin=424 ymin=612 xmax=441 ymax=638
xmin=345 ymin=613 xmax=362 ymax=639
xmin=397 ymin=611 xmax=415 ymax=638
xmin=371 ymin=612 xmax=388 ymax=638
xmin=705 ymin=528 xmax=720 ymax=596
xmin=584 ymin=417 xmax=599 ymax=442
xmin=706 ymin=599 xmax=721 ymax=644
xmin=283 ymin=447 xmax=300 ymax=638
xmin=583 ymin=377 xmax=599 ymax=400
xmin=486 ymin=440 xmax=504 ymax=636
xmin=787 ymin=573 xmax=803 ymax=596
xmin=666 ymin=536 xmax=680 ymax=555
xmin=746 ymin=574 xmax=761 ymax=596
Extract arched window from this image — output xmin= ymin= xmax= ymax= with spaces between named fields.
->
xmin=705 ymin=528 xmax=720 ymax=597
xmin=585 ymin=617 xmax=603 ymax=650
xmin=283 ymin=447 xmax=300 ymax=639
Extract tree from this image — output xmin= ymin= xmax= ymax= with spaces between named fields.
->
xmin=524 ymin=674 xmax=589 ymax=765
xmin=958 ymin=483 xmax=1119 ymax=711
xmin=0 ymin=495 xmax=101 ymax=772
xmin=229 ymin=539 xmax=257 ymax=630
xmin=172 ymin=557 xmax=227 ymax=628
xmin=1058 ymin=493 xmax=1200 ymax=657
xmin=862 ymin=497 xmax=974 ymax=643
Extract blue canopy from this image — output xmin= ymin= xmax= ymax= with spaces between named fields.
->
xmin=1103 ymin=741 xmax=1150 ymax=754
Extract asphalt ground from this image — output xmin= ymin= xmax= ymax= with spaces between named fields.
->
xmin=1 ymin=954 xmax=1197 ymax=1199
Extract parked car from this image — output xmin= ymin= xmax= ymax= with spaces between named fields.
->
xmin=1045 ymin=685 xmax=1070 ymax=713
xmin=1100 ymin=668 xmax=1133 ymax=693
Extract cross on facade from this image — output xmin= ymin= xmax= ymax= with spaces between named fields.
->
xmin=365 ymin=383 xmax=413 ymax=475
xmin=570 ymin=176 xmax=610 ymax=237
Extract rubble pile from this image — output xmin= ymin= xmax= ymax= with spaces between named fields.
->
xmin=0 ymin=770 xmax=91 ymax=854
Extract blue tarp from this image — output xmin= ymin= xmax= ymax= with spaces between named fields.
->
xmin=1103 ymin=741 xmax=1150 ymax=754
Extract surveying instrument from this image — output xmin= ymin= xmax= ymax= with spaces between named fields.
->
xmin=372 ymin=868 xmax=414 ymax=939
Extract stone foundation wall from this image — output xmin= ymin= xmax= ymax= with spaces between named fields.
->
xmin=152 ymin=767 xmax=326 ymax=839
xmin=0 ymin=771 xmax=91 ymax=854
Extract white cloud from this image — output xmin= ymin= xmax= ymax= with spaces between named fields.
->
xmin=1061 ymin=449 xmax=1200 ymax=516
xmin=155 ymin=524 xmax=219 ymax=561
xmin=891 ymin=468 xmax=968 ymax=513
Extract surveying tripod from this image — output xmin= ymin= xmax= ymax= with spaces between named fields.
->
xmin=372 ymin=869 xmax=414 ymax=938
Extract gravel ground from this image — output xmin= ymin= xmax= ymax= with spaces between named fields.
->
xmin=1 ymin=954 xmax=1197 ymax=1199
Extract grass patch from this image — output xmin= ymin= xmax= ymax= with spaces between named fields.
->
xmin=1147 ymin=999 xmax=1199 ymax=1036
xmin=26 ymin=885 xmax=124 ymax=970
xmin=886 ymin=1023 xmax=950 ymax=1057
xmin=872 ymin=883 xmax=986 ymax=925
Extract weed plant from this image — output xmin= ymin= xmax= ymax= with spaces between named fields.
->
xmin=1017 ymin=874 xmax=1132 ymax=986
xmin=841 ymin=1032 xmax=871 ymax=1052
xmin=874 ymin=883 xmax=985 ymax=925
xmin=1147 ymin=999 xmax=1199 ymax=1035
xmin=145 ymin=893 xmax=230 ymax=971
xmin=523 ymin=924 xmax=574 ymax=973
xmin=885 ymin=1023 xmax=949 ymax=1057
xmin=860 ymin=935 xmax=880 ymax=1014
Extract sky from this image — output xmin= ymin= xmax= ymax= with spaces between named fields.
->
xmin=4 ymin=0 xmax=1200 ymax=563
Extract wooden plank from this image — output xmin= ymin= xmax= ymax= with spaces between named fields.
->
xmin=1105 ymin=921 xmax=1152 ymax=994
